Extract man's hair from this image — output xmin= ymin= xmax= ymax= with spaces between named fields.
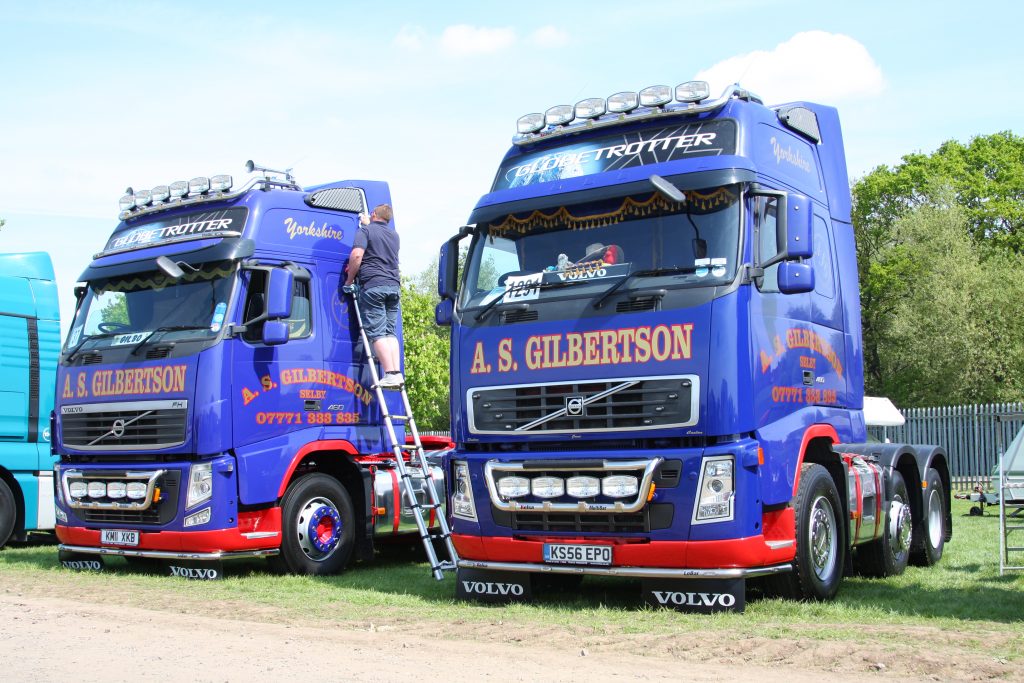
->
xmin=373 ymin=204 xmax=393 ymax=222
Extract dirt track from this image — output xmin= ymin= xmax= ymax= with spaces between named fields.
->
xmin=0 ymin=591 xmax=920 ymax=683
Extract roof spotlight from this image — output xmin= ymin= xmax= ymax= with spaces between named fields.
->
xmin=517 ymin=113 xmax=545 ymax=135
xmin=639 ymin=85 xmax=672 ymax=107
xmin=544 ymin=104 xmax=575 ymax=127
xmin=607 ymin=91 xmax=639 ymax=113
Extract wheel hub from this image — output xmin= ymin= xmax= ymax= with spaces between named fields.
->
xmin=296 ymin=497 xmax=342 ymax=560
xmin=808 ymin=496 xmax=837 ymax=580
xmin=926 ymin=489 xmax=942 ymax=548
xmin=890 ymin=500 xmax=912 ymax=553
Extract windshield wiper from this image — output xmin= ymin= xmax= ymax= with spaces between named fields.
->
xmin=474 ymin=278 xmax=593 ymax=322
xmin=130 ymin=325 xmax=212 ymax=355
xmin=64 ymin=332 xmax=119 ymax=363
xmin=592 ymin=266 xmax=697 ymax=310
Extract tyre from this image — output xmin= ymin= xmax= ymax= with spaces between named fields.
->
xmin=0 ymin=478 xmax=15 ymax=549
xmin=771 ymin=463 xmax=845 ymax=601
xmin=855 ymin=470 xmax=912 ymax=577
xmin=910 ymin=467 xmax=945 ymax=566
xmin=271 ymin=474 xmax=356 ymax=576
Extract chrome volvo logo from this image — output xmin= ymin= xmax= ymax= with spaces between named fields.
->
xmin=565 ymin=396 xmax=585 ymax=416
xmin=111 ymin=419 xmax=126 ymax=438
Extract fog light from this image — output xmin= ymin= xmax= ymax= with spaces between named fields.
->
xmin=184 ymin=507 xmax=212 ymax=527
xmin=497 ymin=476 xmax=530 ymax=499
xmin=531 ymin=476 xmax=564 ymax=499
xmin=69 ymin=481 xmax=87 ymax=499
xmin=106 ymin=481 xmax=127 ymax=499
xmin=566 ymin=476 xmax=600 ymax=498
xmin=126 ymin=481 xmax=147 ymax=500
xmin=602 ymin=475 xmax=639 ymax=498
xmin=87 ymin=482 xmax=106 ymax=498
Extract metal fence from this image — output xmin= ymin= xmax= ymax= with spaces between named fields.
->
xmin=867 ymin=403 xmax=1024 ymax=490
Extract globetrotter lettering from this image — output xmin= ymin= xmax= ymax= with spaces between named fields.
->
xmin=61 ymin=364 xmax=188 ymax=399
xmin=283 ymin=216 xmax=344 ymax=242
xmin=107 ymin=218 xmax=234 ymax=251
xmin=470 ymin=323 xmax=694 ymax=375
xmin=460 ymin=581 xmax=525 ymax=596
xmin=650 ymin=590 xmax=737 ymax=608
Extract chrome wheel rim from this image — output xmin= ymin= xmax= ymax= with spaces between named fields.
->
xmin=295 ymin=496 xmax=342 ymax=562
xmin=926 ymin=488 xmax=943 ymax=548
xmin=889 ymin=497 xmax=912 ymax=559
xmin=808 ymin=494 xmax=838 ymax=581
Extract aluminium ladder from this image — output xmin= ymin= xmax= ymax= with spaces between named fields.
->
xmin=998 ymin=449 xmax=1024 ymax=576
xmin=346 ymin=286 xmax=459 ymax=580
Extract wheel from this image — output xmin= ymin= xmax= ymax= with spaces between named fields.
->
xmin=0 ymin=478 xmax=16 ymax=549
xmin=856 ymin=471 xmax=912 ymax=577
xmin=271 ymin=473 xmax=355 ymax=575
xmin=969 ymin=506 xmax=983 ymax=517
xmin=911 ymin=467 xmax=945 ymax=566
xmin=770 ymin=463 xmax=845 ymax=601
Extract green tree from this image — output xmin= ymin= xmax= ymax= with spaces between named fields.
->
xmin=401 ymin=280 xmax=450 ymax=431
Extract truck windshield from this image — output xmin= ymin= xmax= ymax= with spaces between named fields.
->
xmin=460 ymin=185 xmax=740 ymax=311
xmin=65 ymin=260 xmax=236 ymax=350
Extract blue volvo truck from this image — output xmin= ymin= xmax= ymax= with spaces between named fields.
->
xmin=54 ymin=164 xmax=445 ymax=577
xmin=0 ymin=252 xmax=60 ymax=549
xmin=436 ymin=83 xmax=952 ymax=611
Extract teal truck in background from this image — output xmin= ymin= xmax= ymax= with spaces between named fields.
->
xmin=0 ymin=252 xmax=60 ymax=548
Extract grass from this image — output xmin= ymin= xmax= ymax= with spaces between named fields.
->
xmin=2 ymin=500 xmax=1023 ymax=663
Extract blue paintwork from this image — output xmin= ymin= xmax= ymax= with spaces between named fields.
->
xmin=0 ymin=252 xmax=59 ymax=538
xmin=446 ymin=97 xmax=866 ymax=546
xmin=54 ymin=180 xmax=405 ymax=538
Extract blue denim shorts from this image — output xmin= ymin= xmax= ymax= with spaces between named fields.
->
xmin=359 ymin=285 xmax=400 ymax=342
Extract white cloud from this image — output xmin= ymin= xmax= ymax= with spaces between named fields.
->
xmin=439 ymin=24 xmax=517 ymax=57
xmin=528 ymin=25 xmax=569 ymax=48
xmin=393 ymin=25 xmax=426 ymax=51
xmin=695 ymin=31 xmax=885 ymax=105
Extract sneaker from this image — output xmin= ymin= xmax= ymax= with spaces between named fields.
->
xmin=377 ymin=373 xmax=404 ymax=390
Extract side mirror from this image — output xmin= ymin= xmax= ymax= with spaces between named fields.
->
xmin=266 ymin=268 xmax=294 ymax=319
xmin=262 ymin=319 xmax=289 ymax=345
xmin=438 ymin=242 xmax=457 ymax=301
xmin=435 ymin=298 xmax=453 ymax=326
xmin=784 ymin=193 xmax=812 ymax=259
xmin=778 ymin=262 xmax=814 ymax=294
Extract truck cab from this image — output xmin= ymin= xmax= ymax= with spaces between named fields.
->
xmin=0 ymin=252 xmax=59 ymax=548
xmin=438 ymin=83 xmax=951 ymax=610
xmin=54 ymin=166 xmax=440 ymax=576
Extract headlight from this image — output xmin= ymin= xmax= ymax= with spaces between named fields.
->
xmin=87 ymin=482 xmax=106 ymax=498
xmin=451 ymin=461 xmax=477 ymax=521
xmin=106 ymin=481 xmax=127 ymax=499
xmin=694 ymin=456 xmax=734 ymax=522
xmin=69 ymin=481 xmax=88 ymax=499
xmin=186 ymin=462 xmax=213 ymax=509
xmin=55 ymin=507 xmax=67 ymax=524
xmin=566 ymin=476 xmax=600 ymax=498
xmin=126 ymin=481 xmax=147 ymax=500
xmin=497 ymin=476 xmax=530 ymax=499
xmin=602 ymin=475 xmax=639 ymax=498
xmin=531 ymin=476 xmax=564 ymax=499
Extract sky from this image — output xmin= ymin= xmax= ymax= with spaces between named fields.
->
xmin=0 ymin=0 xmax=1021 ymax=334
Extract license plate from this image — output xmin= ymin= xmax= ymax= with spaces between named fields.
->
xmin=543 ymin=543 xmax=612 ymax=566
xmin=101 ymin=529 xmax=139 ymax=546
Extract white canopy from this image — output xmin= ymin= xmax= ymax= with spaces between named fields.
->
xmin=863 ymin=396 xmax=906 ymax=427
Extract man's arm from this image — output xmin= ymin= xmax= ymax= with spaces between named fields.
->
xmin=345 ymin=247 xmax=364 ymax=286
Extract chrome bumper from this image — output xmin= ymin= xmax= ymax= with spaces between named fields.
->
xmin=58 ymin=543 xmax=278 ymax=561
xmin=458 ymin=558 xmax=792 ymax=579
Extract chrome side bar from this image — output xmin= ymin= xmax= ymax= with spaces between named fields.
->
xmin=58 ymin=544 xmax=279 ymax=561
xmin=458 ymin=559 xmax=791 ymax=580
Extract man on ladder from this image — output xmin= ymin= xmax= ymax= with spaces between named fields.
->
xmin=343 ymin=203 xmax=459 ymax=580
xmin=344 ymin=203 xmax=403 ymax=389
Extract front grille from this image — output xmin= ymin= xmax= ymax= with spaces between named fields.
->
xmin=82 ymin=507 xmax=161 ymax=524
xmin=62 ymin=400 xmax=188 ymax=450
xmin=470 ymin=376 xmax=697 ymax=434
xmin=492 ymin=504 xmax=673 ymax=533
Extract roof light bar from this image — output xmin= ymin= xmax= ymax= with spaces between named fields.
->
xmin=574 ymin=97 xmax=606 ymax=119
xmin=607 ymin=91 xmax=639 ymax=113
xmin=639 ymin=85 xmax=672 ymax=107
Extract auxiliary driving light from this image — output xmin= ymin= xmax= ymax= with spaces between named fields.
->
xmin=106 ymin=481 xmax=127 ymax=499
xmin=517 ymin=113 xmax=545 ymax=134
xmin=210 ymin=174 xmax=233 ymax=192
xmin=531 ymin=476 xmax=565 ymax=499
xmin=118 ymin=193 xmax=135 ymax=212
xmin=150 ymin=185 xmax=170 ymax=203
xmin=606 ymin=91 xmax=639 ymax=113
xmin=601 ymin=475 xmax=639 ymax=498
xmin=188 ymin=176 xmax=211 ymax=195
xmin=544 ymin=104 xmax=575 ymax=127
xmin=69 ymin=481 xmax=87 ymax=499
xmin=566 ymin=476 xmax=600 ymax=498
xmin=675 ymin=80 xmax=710 ymax=103
xmin=126 ymin=481 xmax=147 ymax=500
xmin=87 ymin=481 xmax=107 ymax=499
xmin=133 ymin=189 xmax=153 ymax=208
xmin=169 ymin=180 xmax=189 ymax=198
xmin=574 ymin=98 xmax=606 ymax=119
xmin=639 ymin=85 xmax=672 ymax=107
xmin=497 ymin=476 xmax=530 ymax=499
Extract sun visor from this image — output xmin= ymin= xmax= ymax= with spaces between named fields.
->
xmin=78 ymin=238 xmax=254 ymax=283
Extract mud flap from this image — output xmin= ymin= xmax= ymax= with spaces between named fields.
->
xmin=642 ymin=578 xmax=745 ymax=613
xmin=455 ymin=567 xmax=532 ymax=603
xmin=165 ymin=560 xmax=224 ymax=580
xmin=58 ymin=549 xmax=104 ymax=572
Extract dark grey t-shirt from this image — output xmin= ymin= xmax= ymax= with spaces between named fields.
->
xmin=352 ymin=219 xmax=400 ymax=289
